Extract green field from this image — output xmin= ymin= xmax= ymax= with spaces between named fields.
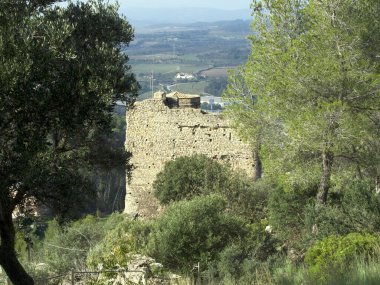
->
xmin=177 ymin=53 xmax=202 ymax=61
xmin=131 ymin=63 xmax=208 ymax=75
xmin=169 ymin=81 xmax=208 ymax=95
xmin=200 ymin=67 xmax=235 ymax=77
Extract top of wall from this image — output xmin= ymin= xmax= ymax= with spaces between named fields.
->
xmin=152 ymin=91 xmax=201 ymax=109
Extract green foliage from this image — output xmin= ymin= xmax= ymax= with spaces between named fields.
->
xmin=304 ymin=204 xmax=353 ymax=242
xmin=341 ymin=180 xmax=380 ymax=232
xmin=22 ymin=214 xmax=126 ymax=278
xmin=217 ymin=244 xmax=246 ymax=281
xmin=224 ymin=175 xmax=270 ymax=222
xmin=268 ymin=186 xmax=314 ymax=247
xmin=303 ymin=180 xmax=380 ymax=243
xmin=15 ymin=231 xmax=28 ymax=260
xmin=270 ymin=260 xmax=308 ymax=285
xmin=87 ymin=228 xmax=134 ymax=269
xmin=153 ymin=154 xmax=231 ymax=204
xmin=266 ymin=180 xmax=380 ymax=256
xmin=154 ymin=154 xmax=270 ymax=222
xmin=245 ymin=221 xmax=279 ymax=262
xmin=334 ymin=258 xmax=380 ymax=285
xmin=219 ymin=255 xmax=380 ymax=285
xmin=205 ymin=78 xmax=228 ymax=96
xmin=148 ymin=195 xmax=247 ymax=272
xmin=305 ymin=233 xmax=380 ymax=282
xmin=225 ymin=0 xmax=380 ymax=206
xmin=217 ymin=220 xmax=279 ymax=283
xmin=0 ymin=0 xmax=138 ymax=281
xmin=87 ymin=219 xmax=151 ymax=269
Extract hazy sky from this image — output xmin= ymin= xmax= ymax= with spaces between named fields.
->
xmin=116 ymin=0 xmax=252 ymax=10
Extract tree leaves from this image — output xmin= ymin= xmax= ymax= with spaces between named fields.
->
xmin=225 ymin=0 xmax=380 ymax=198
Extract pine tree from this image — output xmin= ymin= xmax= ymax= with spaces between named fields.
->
xmin=225 ymin=0 xmax=380 ymax=204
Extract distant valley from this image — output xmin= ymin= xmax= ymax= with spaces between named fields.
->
xmin=123 ymin=20 xmax=252 ymax=102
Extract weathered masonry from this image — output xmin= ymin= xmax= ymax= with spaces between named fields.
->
xmin=124 ymin=91 xmax=255 ymax=218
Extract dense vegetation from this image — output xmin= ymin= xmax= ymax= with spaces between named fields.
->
xmin=0 ymin=0 xmax=137 ymax=283
xmin=1 ymin=0 xmax=380 ymax=284
xmin=8 ymin=155 xmax=380 ymax=284
xmin=223 ymin=0 xmax=380 ymax=283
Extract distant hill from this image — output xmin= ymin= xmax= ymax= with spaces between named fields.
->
xmin=122 ymin=7 xmax=252 ymax=26
xmin=135 ymin=20 xmax=252 ymax=34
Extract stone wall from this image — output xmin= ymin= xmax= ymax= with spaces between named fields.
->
xmin=124 ymin=95 xmax=255 ymax=218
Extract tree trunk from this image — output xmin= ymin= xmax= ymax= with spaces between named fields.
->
xmin=316 ymin=150 xmax=334 ymax=205
xmin=0 ymin=212 xmax=34 ymax=285
xmin=253 ymin=148 xmax=262 ymax=181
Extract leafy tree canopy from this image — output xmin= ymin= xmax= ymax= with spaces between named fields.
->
xmin=0 ymin=0 xmax=138 ymax=283
xmin=225 ymin=0 xmax=380 ymax=204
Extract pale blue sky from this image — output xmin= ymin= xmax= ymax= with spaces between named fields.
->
xmin=116 ymin=0 xmax=252 ymax=10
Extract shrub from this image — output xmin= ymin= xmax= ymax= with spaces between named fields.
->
xmin=14 ymin=213 xmax=127 ymax=279
xmin=341 ymin=180 xmax=380 ymax=232
xmin=148 ymin=195 xmax=247 ymax=272
xmin=87 ymin=219 xmax=151 ymax=269
xmin=86 ymin=223 xmax=133 ymax=269
xmin=305 ymin=233 xmax=380 ymax=282
xmin=302 ymin=180 xmax=380 ymax=247
xmin=268 ymin=185 xmax=314 ymax=247
xmin=154 ymin=154 xmax=271 ymax=222
xmin=244 ymin=220 xmax=279 ymax=262
xmin=153 ymin=154 xmax=230 ymax=204
xmin=224 ymin=176 xmax=271 ymax=222
xmin=303 ymin=203 xmax=353 ymax=242
xmin=217 ymin=244 xmax=247 ymax=281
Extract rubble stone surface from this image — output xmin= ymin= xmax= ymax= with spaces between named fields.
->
xmin=125 ymin=93 xmax=255 ymax=218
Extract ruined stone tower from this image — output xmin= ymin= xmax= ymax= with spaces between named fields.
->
xmin=124 ymin=91 xmax=255 ymax=218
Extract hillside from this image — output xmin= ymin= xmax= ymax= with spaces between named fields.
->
xmin=123 ymin=20 xmax=252 ymax=100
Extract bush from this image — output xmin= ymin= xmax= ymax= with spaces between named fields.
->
xmin=303 ymin=203 xmax=353 ymax=242
xmin=268 ymin=185 xmax=314 ymax=248
xmin=224 ymin=175 xmax=271 ymax=222
xmin=154 ymin=154 xmax=271 ymax=222
xmin=217 ymin=244 xmax=247 ymax=281
xmin=216 ymin=221 xmax=280 ymax=284
xmin=148 ymin=195 xmax=247 ymax=272
xmin=86 ymin=222 xmax=134 ymax=269
xmin=341 ymin=180 xmax=380 ymax=232
xmin=28 ymin=217 xmax=95 ymax=275
xmin=12 ymin=213 xmax=128 ymax=282
xmin=87 ymin=219 xmax=151 ymax=269
xmin=305 ymin=233 xmax=380 ymax=282
xmin=153 ymin=154 xmax=230 ymax=204
xmin=244 ymin=221 xmax=279 ymax=262
xmin=302 ymin=180 xmax=380 ymax=246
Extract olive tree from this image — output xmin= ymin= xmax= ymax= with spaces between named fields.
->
xmin=0 ymin=1 xmax=138 ymax=283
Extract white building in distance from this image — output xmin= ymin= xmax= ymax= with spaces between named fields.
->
xmin=175 ymin=73 xmax=195 ymax=80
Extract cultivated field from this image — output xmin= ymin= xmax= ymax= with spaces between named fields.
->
xmin=199 ymin=67 xmax=236 ymax=77
xmin=131 ymin=63 xmax=208 ymax=75
xmin=169 ymin=81 xmax=209 ymax=95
